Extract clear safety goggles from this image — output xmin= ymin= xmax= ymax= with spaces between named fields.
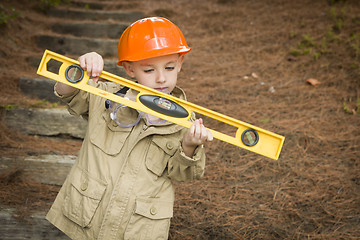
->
xmin=105 ymin=89 xmax=167 ymax=127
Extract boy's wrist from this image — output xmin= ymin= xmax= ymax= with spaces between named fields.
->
xmin=181 ymin=141 xmax=199 ymax=157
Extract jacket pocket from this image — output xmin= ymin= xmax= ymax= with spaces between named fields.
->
xmin=89 ymin=111 xmax=131 ymax=156
xmin=62 ymin=166 xmax=107 ymax=228
xmin=124 ymin=197 xmax=173 ymax=240
xmin=145 ymin=135 xmax=179 ymax=176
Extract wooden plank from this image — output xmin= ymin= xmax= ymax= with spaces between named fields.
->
xmin=0 ymin=207 xmax=70 ymax=239
xmin=0 ymin=155 xmax=75 ymax=186
xmin=4 ymin=108 xmax=87 ymax=139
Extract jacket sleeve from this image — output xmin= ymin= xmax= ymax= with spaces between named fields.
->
xmin=167 ymin=142 xmax=206 ymax=182
xmin=54 ymin=83 xmax=91 ymax=119
xmin=54 ymin=80 xmax=118 ymax=119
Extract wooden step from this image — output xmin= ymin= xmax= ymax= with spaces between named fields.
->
xmin=0 ymin=154 xmax=75 ymax=186
xmin=0 ymin=207 xmax=70 ymax=239
xmin=36 ymin=35 xmax=118 ymax=57
xmin=66 ymin=0 xmax=106 ymax=10
xmin=51 ymin=22 xmax=129 ymax=39
xmin=19 ymin=77 xmax=60 ymax=103
xmin=4 ymin=107 xmax=87 ymax=139
xmin=47 ymin=8 xmax=143 ymax=22
xmin=61 ymin=0 xmax=139 ymax=10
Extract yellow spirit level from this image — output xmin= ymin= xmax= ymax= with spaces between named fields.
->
xmin=37 ymin=50 xmax=285 ymax=160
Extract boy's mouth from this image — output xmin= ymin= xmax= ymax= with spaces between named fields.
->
xmin=154 ymin=87 xmax=169 ymax=93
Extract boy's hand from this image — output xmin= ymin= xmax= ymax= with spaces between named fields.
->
xmin=78 ymin=52 xmax=104 ymax=83
xmin=182 ymin=118 xmax=213 ymax=157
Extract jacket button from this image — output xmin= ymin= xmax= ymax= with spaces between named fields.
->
xmin=166 ymin=142 xmax=174 ymax=150
xmin=150 ymin=206 xmax=157 ymax=215
xmin=81 ymin=181 xmax=88 ymax=191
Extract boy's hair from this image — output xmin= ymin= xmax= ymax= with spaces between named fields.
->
xmin=117 ymin=17 xmax=191 ymax=66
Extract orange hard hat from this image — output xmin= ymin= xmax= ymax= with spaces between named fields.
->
xmin=117 ymin=17 xmax=191 ymax=66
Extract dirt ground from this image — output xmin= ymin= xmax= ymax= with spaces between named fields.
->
xmin=0 ymin=0 xmax=359 ymax=239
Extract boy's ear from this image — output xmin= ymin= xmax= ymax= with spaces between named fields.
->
xmin=122 ymin=62 xmax=135 ymax=78
xmin=177 ymin=55 xmax=185 ymax=73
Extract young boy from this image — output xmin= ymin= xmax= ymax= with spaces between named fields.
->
xmin=47 ymin=17 xmax=212 ymax=239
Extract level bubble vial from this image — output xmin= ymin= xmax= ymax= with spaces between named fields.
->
xmin=65 ymin=64 xmax=84 ymax=83
xmin=241 ymin=129 xmax=259 ymax=147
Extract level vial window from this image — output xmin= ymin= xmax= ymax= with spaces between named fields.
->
xmin=65 ymin=65 xmax=84 ymax=83
xmin=241 ymin=129 xmax=259 ymax=147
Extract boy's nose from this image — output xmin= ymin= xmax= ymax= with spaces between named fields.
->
xmin=156 ymin=71 xmax=166 ymax=83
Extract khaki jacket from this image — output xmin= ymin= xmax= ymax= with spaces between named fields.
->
xmin=46 ymin=81 xmax=206 ymax=240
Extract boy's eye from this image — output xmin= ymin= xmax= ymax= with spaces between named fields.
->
xmin=144 ymin=69 xmax=154 ymax=73
xmin=165 ymin=66 xmax=175 ymax=71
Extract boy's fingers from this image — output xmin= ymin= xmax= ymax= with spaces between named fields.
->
xmin=189 ymin=120 xmax=196 ymax=135
xmin=93 ymin=60 xmax=104 ymax=77
xmin=84 ymin=55 xmax=93 ymax=76
xmin=86 ymin=63 xmax=92 ymax=76
xmin=92 ymin=76 xmax=99 ymax=83
xmin=194 ymin=120 xmax=202 ymax=138
xmin=91 ymin=61 xmax=98 ymax=77
xmin=201 ymin=125 xmax=210 ymax=142
xmin=199 ymin=120 xmax=213 ymax=142
xmin=79 ymin=56 xmax=86 ymax=69
xmin=78 ymin=52 xmax=104 ymax=80
xmin=207 ymin=129 xmax=213 ymax=141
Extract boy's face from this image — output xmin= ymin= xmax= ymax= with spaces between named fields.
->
xmin=122 ymin=54 xmax=184 ymax=94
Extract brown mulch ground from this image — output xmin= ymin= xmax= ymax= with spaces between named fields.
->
xmin=0 ymin=0 xmax=359 ymax=239
xmin=0 ymin=168 xmax=60 ymax=221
